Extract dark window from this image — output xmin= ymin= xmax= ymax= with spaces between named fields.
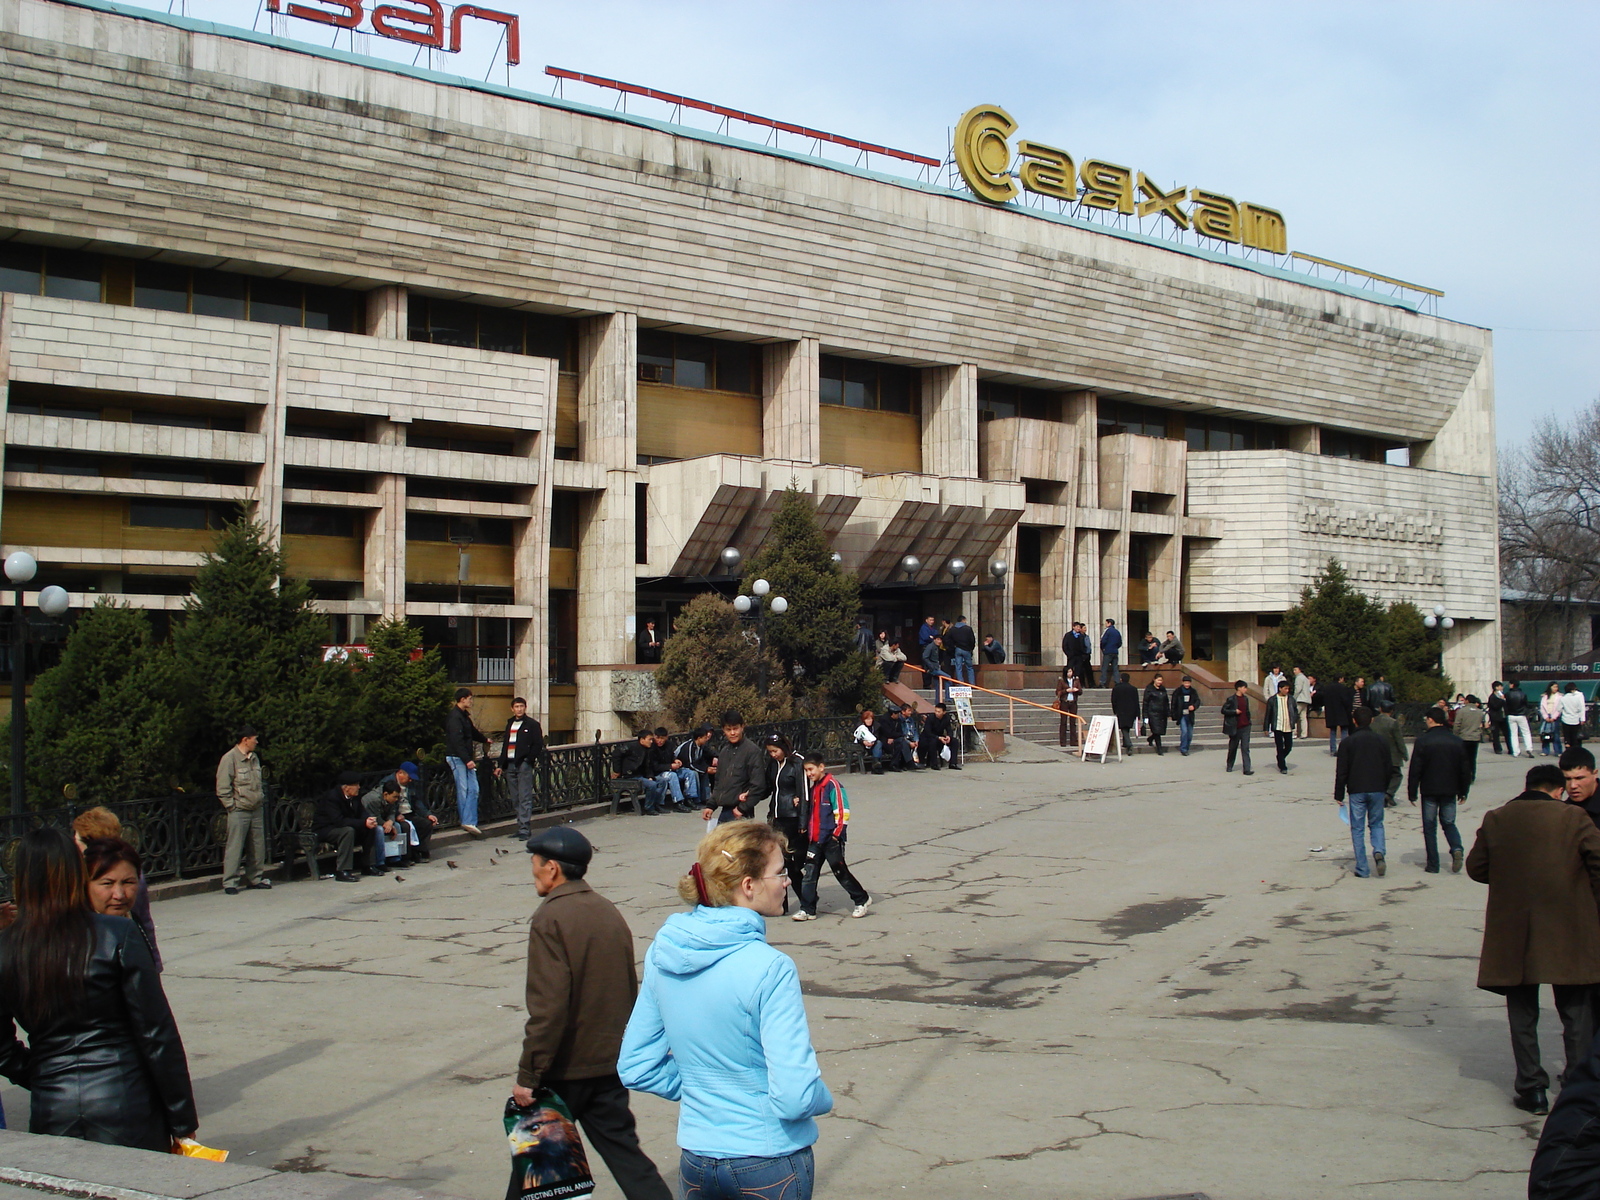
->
xmin=283 ymin=506 xmax=359 ymax=537
xmin=636 ymin=331 xmax=760 ymax=394
xmin=43 ymin=250 xmax=103 ymax=303
xmin=550 ymin=491 xmax=579 ymax=549
xmin=1022 ymin=479 xmax=1065 ymax=505
xmin=284 ymin=408 xmax=367 ymax=442
xmin=1012 ymin=606 xmax=1042 ymax=660
xmin=1098 ymin=399 xmax=1173 ymax=440
xmin=406 ymin=478 xmax=520 ymax=503
xmin=408 ymin=296 xmax=576 ymax=369
xmin=978 ymin=382 xmax=1058 ymax=422
xmin=5 ymin=451 xmax=101 ymax=477
xmin=128 ymin=499 xmax=235 ymax=529
xmin=1322 ymin=430 xmax=1395 ymax=462
xmin=1128 ymin=536 xmax=1150 ymax=580
xmin=819 ymin=355 xmax=915 ymax=413
xmin=635 ymin=482 xmax=648 ymax=564
xmin=282 ymin=467 xmax=372 ymax=493
xmin=192 ymin=270 xmax=247 ymax=320
xmin=550 ymin=589 xmax=577 ymax=684
xmin=405 ymin=514 xmax=513 ymax=545
xmin=408 ymin=423 xmax=517 ymax=456
xmin=1016 ymin=526 xmax=1042 ymax=574
xmin=134 ymin=262 xmax=190 ymax=313
xmin=1183 ymin=413 xmax=1285 ymax=452
xmin=249 ymin=278 xmax=303 ymax=327
xmin=0 ymin=242 xmax=43 ymax=295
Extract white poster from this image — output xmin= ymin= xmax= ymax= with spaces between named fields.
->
xmin=1082 ymin=715 xmax=1121 ymax=764
xmin=953 ymin=697 xmax=975 ymax=727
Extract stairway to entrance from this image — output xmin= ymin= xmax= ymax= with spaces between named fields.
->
xmin=964 ymin=684 xmax=1227 ymax=752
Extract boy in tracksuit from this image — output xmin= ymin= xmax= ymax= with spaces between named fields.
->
xmin=794 ymin=754 xmax=872 ymax=921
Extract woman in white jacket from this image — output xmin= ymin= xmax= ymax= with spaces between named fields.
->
xmin=1541 ymin=684 xmax=1565 ymax=756
xmin=852 ymin=709 xmax=884 ymax=775
xmin=1559 ymin=683 xmax=1589 ymax=752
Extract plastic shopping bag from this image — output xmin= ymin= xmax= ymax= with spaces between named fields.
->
xmin=505 ymin=1092 xmax=595 ymax=1200
xmin=939 ymin=743 xmax=952 ymax=762
xmin=172 ymin=1138 xmax=229 ymax=1162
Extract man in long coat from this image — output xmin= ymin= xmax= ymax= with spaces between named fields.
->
xmin=1467 ymin=762 xmax=1600 ymax=1115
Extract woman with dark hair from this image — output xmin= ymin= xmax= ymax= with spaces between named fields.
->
xmin=1055 ymin=666 xmax=1082 ymax=748
xmin=81 ymin=838 xmax=160 ymax=969
xmin=763 ymin=733 xmax=810 ymax=913
xmin=0 ymin=827 xmax=197 ymax=1150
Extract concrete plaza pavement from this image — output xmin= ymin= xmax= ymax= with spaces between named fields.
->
xmin=0 ymin=736 xmax=1559 ymax=1200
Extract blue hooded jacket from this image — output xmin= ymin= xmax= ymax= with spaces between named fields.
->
xmin=618 ymin=905 xmax=832 ymax=1158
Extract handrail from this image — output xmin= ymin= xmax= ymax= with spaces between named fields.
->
xmin=898 ymin=663 xmax=1087 ymax=731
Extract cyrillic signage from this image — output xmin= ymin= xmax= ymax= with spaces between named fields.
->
xmin=953 ymin=104 xmax=1286 ymax=253
xmin=265 ymin=0 xmax=520 ymax=66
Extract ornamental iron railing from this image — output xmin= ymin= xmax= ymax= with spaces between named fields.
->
xmin=0 ymin=715 xmax=858 ymax=902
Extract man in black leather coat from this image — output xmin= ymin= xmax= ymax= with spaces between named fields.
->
xmin=311 ymin=771 xmax=370 ymax=882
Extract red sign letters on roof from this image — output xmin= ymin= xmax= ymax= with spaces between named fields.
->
xmin=265 ymin=0 xmax=520 ymax=66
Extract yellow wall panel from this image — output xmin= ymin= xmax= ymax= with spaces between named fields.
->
xmin=3 ymin=492 xmax=123 ymax=548
xmin=819 ymin=407 xmax=922 ymax=474
xmin=556 ymin=372 xmax=578 ymax=451
xmin=548 ymin=547 xmax=577 ymax=590
xmin=1013 ymin=572 xmax=1042 ymax=606
xmin=405 ymin=540 xmax=513 ymax=586
xmin=637 ymin=383 xmax=761 ymax=461
xmin=284 ymin=534 xmax=363 ymax=580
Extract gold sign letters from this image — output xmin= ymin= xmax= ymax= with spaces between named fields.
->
xmin=953 ymin=105 xmax=1287 ymax=254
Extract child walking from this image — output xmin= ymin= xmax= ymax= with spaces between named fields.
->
xmin=793 ymin=753 xmax=872 ymax=921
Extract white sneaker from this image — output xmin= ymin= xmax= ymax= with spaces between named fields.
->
xmin=851 ymin=898 xmax=872 ymax=919
xmin=462 ymin=824 xmax=481 ymax=837
xmin=791 ymin=910 xmax=816 ymax=921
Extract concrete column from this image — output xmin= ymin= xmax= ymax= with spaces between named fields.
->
xmin=1071 ymin=529 xmax=1100 ymax=641
xmin=1147 ymin=534 xmax=1181 ymax=642
xmin=1040 ymin=525 xmax=1070 ymax=667
xmin=921 ymin=364 xmax=979 ymax=479
xmin=1227 ymin=614 xmax=1260 ymax=687
xmin=0 ymin=296 xmax=12 ymax=535
xmin=575 ymin=313 xmax=638 ymax=740
xmin=979 ymin=525 xmax=1016 ymax=659
xmin=1442 ymin=618 xmax=1499 ymax=697
xmin=762 ymin=339 xmax=819 ymax=463
xmin=1287 ymin=425 xmax=1320 ymax=454
xmin=518 ymin=372 xmax=558 ymax=723
xmin=1063 ymin=390 xmax=1098 ymax=507
xmin=366 ymin=417 xmax=406 ymax=620
xmin=1099 ymin=530 xmax=1128 ymax=635
xmin=254 ymin=327 xmax=289 ymax=538
xmin=364 ymin=285 xmax=407 ymax=340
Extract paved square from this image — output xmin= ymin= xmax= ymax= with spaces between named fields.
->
xmin=1 ymin=743 xmax=1552 ymax=1199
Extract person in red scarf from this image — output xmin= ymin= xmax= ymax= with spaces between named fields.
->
xmin=792 ymin=755 xmax=872 ymax=922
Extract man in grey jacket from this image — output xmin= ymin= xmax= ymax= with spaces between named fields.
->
xmin=1371 ymin=702 xmax=1410 ymax=808
xmin=702 ymin=710 xmax=770 ymax=825
xmin=217 ymin=725 xmax=269 ymax=895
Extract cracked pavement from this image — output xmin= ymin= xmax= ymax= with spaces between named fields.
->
xmin=0 ymin=744 xmax=1554 ymax=1199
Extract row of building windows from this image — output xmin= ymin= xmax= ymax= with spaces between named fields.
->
xmin=408 ymin=296 xmax=576 ymax=369
xmin=819 ymin=356 xmax=915 ymax=413
xmin=638 ymin=331 xmax=759 ymax=394
xmin=6 ymin=449 xmax=249 ymax=486
xmin=978 ymin=382 xmax=1060 ymax=423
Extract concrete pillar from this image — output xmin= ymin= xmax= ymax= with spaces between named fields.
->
xmin=921 ymin=364 xmax=979 ymax=479
xmin=762 ymin=339 xmax=819 ymax=463
xmin=518 ymin=376 xmax=558 ymax=722
xmin=1147 ymin=534 xmax=1181 ymax=642
xmin=1071 ymin=529 xmax=1100 ymax=644
xmin=254 ymin=327 xmax=289 ymax=539
xmin=366 ymin=417 xmax=406 ymax=620
xmin=1063 ymin=390 xmax=1098 ymax=507
xmin=1039 ymin=525 xmax=1070 ymax=667
xmin=1286 ymin=425 xmax=1320 ymax=454
xmin=1099 ymin=529 xmax=1128 ymax=634
xmin=0 ymin=296 xmax=12 ymax=535
xmin=364 ymin=285 xmax=407 ymax=340
xmin=575 ymin=313 xmax=638 ymax=740
xmin=979 ymin=525 xmax=1016 ymax=658
xmin=1442 ymin=618 xmax=1499 ymax=697
xmin=1227 ymin=614 xmax=1259 ymax=687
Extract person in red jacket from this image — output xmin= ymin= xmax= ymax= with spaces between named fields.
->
xmin=792 ymin=755 xmax=872 ymax=922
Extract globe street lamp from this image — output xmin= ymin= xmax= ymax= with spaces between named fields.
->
xmin=990 ymin=559 xmax=1008 ymax=581
xmin=719 ymin=546 xmax=742 ymax=575
xmin=901 ymin=554 xmax=921 ymax=583
xmin=735 ymin=578 xmax=789 ymax=697
xmin=947 ymin=557 xmax=967 ymax=584
xmin=6 ymin=552 xmax=70 ymax=815
xmin=1422 ymin=603 xmax=1453 ymax=675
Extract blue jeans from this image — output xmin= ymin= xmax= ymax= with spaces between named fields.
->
xmin=670 ymin=766 xmax=700 ymax=802
xmin=1177 ymin=714 xmax=1195 ymax=753
xmin=446 ymin=756 xmax=479 ymax=827
xmin=1328 ymin=725 xmax=1347 ymax=755
xmin=679 ymin=1147 xmax=813 ymax=1200
xmin=951 ymin=648 xmax=975 ymax=684
xmin=1420 ymin=796 xmax=1463 ymax=871
xmin=635 ymin=776 xmax=667 ymax=813
xmin=654 ymin=771 xmax=685 ymax=804
xmin=1347 ymin=791 xmax=1387 ymax=876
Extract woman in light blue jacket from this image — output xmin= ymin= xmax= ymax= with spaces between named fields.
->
xmin=620 ymin=821 xmax=832 ymax=1199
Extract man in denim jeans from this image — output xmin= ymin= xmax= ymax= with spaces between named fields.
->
xmin=1335 ymin=707 xmax=1394 ymax=877
xmin=444 ymin=688 xmax=488 ymax=836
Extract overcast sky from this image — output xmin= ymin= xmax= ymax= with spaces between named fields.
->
xmin=122 ymin=0 xmax=1598 ymax=449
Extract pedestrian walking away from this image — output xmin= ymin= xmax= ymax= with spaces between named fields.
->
xmin=1561 ymin=684 xmax=1588 ymax=751
xmin=1100 ymin=619 xmax=1123 ymax=687
xmin=620 ymin=822 xmax=832 ymax=1200
xmin=1142 ymin=674 xmax=1170 ymax=755
xmin=444 ymin=688 xmax=490 ymax=835
xmin=1466 ymin=763 xmax=1600 ymax=1116
xmin=496 ymin=696 xmax=547 ymax=840
xmin=1371 ymin=703 xmax=1409 ymax=808
xmin=217 ymin=725 xmax=269 ymax=895
xmin=1335 ymin=708 xmax=1392 ymax=878
xmin=1452 ymin=694 xmax=1487 ymax=798
xmin=1320 ymin=675 xmax=1355 ymax=755
xmin=794 ymin=754 xmax=871 ymax=920
xmin=1262 ymin=679 xmax=1296 ymax=773
xmin=0 ymin=828 xmax=198 ymax=1150
xmin=1292 ymin=667 xmax=1313 ymax=739
xmin=1407 ymin=708 xmax=1469 ymax=874
xmin=1172 ymin=675 xmax=1201 ymax=756
xmin=1111 ymin=678 xmax=1140 ymax=756
xmin=513 ymin=827 xmax=671 ymax=1200
xmin=1222 ymin=680 xmax=1253 ymax=774
xmin=1505 ymin=679 xmax=1536 ymax=757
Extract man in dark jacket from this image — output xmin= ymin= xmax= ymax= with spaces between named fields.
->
xmin=918 ymin=702 xmax=962 ymax=769
xmin=1334 ymin=708 xmax=1392 ymax=877
xmin=636 ymin=619 xmax=663 ymax=664
xmin=444 ymin=689 xmax=488 ymax=835
xmin=1221 ymin=681 xmax=1253 ymax=774
xmin=1142 ymin=676 xmax=1170 ymax=755
xmin=1370 ymin=702 xmax=1409 ymax=808
xmin=1468 ymin=763 xmax=1600 ymax=1115
xmin=704 ymin=711 xmax=769 ymax=823
xmin=1320 ymin=675 xmax=1355 ymax=755
xmin=1407 ymin=708 xmax=1468 ymax=873
xmin=1172 ymin=676 xmax=1202 ymax=756
xmin=1366 ymin=672 xmax=1396 ymax=711
xmin=513 ymin=827 xmax=671 ymax=1200
xmin=495 ymin=697 xmax=547 ymax=839
xmin=1110 ymin=678 xmax=1140 ymax=755
xmin=1531 ymin=1038 xmax=1600 ymax=1198
xmin=1487 ymin=682 xmax=1509 ymax=754
xmin=311 ymin=771 xmax=369 ymax=882
xmin=1100 ymin=619 xmax=1124 ymax=687
xmin=1261 ymin=678 xmax=1297 ymax=773
xmin=611 ymin=730 xmax=662 ymax=815
xmin=882 ymin=703 xmax=920 ymax=771
xmin=947 ymin=616 xmax=977 ymax=684
xmin=981 ymin=635 xmax=1007 ymax=664
xmin=1505 ymin=679 xmax=1535 ymax=757
xmin=1063 ymin=622 xmax=1094 ymax=686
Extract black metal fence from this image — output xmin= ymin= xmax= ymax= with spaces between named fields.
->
xmin=0 ymin=715 xmax=857 ymax=902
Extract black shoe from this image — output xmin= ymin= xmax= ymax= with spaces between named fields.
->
xmin=505 ymin=830 xmax=525 ymax=838
xmin=415 ymin=853 xmax=431 ymax=863
xmin=1384 ymin=799 xmax=1397 ymax=808
xmin=1424 ymin=866 xmax=1440 ymax=874
xmin=949 ymin=765 xmax=962 ymax=770
xmin=1514 ymin=1089 xmax=1550 ymax=1115
xmin=365 ymin=866 xmax=386 ymax=877
xmin=1374 ymin=852 xmax=1387 ymax=877
xmin=224 ymin=886 xmax=240 ymax=895
xmin=335 ymin=871 xmax=361 ymax=883
xmin=1242 ymin=770 xmax=1255 ymax=775
xmin=247 ymin=879 xmax=273 ymax=890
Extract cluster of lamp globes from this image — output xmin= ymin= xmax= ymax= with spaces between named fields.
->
xmin=718 ymin=545 xmax=1009 ymax=618
xmin=4 ymin=551 xmax=70 ymax=617
xmin=1422 ymin=604 xmax=1454 ymax=631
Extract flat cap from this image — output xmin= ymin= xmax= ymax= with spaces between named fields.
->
xmin=525 ymin=826 xmax=592 ymax=867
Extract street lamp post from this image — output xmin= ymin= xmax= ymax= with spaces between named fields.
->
xmin=6 ymin=551 xmax=70 ymax=815
xmin=1422 ymin=603 xmax=1454 ymax=675
xmin=733 ymin=577 xmax=789 ymax=697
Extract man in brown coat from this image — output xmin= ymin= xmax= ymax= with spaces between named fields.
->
xmin=511 ymin=827 xmax=670 ymax=1200
xmin=1467 ymin=762 xmax=1600 ymax=1115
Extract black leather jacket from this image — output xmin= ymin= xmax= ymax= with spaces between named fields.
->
xmin=766 ymin=752 xmax=808 ymax=826
xmin=0 ymin=914 xmax=196 ymax=1148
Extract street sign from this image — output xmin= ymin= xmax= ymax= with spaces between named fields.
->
xmin=1082 ymin=715 xmax=1121 ymax=764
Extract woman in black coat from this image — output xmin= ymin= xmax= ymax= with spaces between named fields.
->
xmin=0 ymin=827 xmax=197 ymax=1151
xmin=763 ymin=734 xmax=810 ymax=915
xmin=1143 ymin=675 xmax=1171 ymax=755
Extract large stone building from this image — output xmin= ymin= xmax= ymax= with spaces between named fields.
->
xmin=0 ymin=0 xmax=1499 ymax=741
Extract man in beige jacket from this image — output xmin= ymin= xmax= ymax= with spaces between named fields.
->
xmin=217 ymin=725 xmax=268 ymax=895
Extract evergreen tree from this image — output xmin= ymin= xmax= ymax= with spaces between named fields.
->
xmin=171 ymin=517 xmax=355 ymax=794
xmin=656 ymin=593 xmax=790 ymax=727
xmin=1259 ymin=560 xmax=1388 ymax=683
xmin=23 ymin=601 xmax=187 ymax=806
xmin=347 ymin=618 xmax=453 ymax=766
xmin=1383 ymin=601 xmax=1454 ymax=703
xmin=737 ymin=488 xmax=877 ymax=712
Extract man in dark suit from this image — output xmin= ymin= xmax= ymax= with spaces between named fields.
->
xmin=1110 ymin=678 xmax=1140 ymax=755
xmin=1407 ymin=707 xmax=1468 ymax=873
xmin=1320 ymin=674 xmax=1355 ymax=755
xmin=1062 ymin=622 xmax=1094 ymax=686
xmin=917 ymin=702 xmax=961 ymax=770
xmin=1221 ymin=680 xmax=1254 ymax=775
xmin=636 ymin=619 xmax=663 ymax=664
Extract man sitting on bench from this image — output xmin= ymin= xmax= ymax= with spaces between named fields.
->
xmin=363 ymin=780 xmax=414 ymax=871
xmin=311 ymin=771 xmax=370 ymax=882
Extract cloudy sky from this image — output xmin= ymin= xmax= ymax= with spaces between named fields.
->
xmin=122 ymin=0 xmax=1597 ymax=448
